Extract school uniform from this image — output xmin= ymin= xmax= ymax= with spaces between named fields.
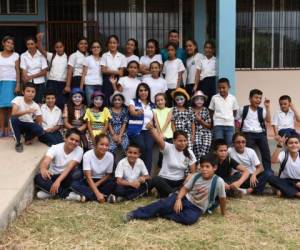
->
xmin=20 ymin=50 xmax=48 ymax=103
xmin=100 ymin=51 xmax=127 ymax=105
xmin=139 ymin=54 xmax=163 ymax=78
xmin=0 ymin=52 xmax=19 ymax=108
xmin=46 ymin=52 xmax=68 ymax=110
xmin=126 ymin=55 xmax=140 ymax=66
xmin=160 ymin=47 xmax=186 ymax=64
xmin=142 ymin=76 xmax=168 ymax=103
xmin=68 ymin=50 xmax=87 ymax=89
xmin=130 ymin=172 xmax=226 ymax=225
xmin=272 ymin=109 xmax=298 ymax=137
xmin=34 ymin=142 xmax=83 ymax=198
xmin=209 ymin=93 xmax=239 ymax=146
xmin=10 ymin=96 xmax=45 ymax=144
xmin=71 ymin=149 xmax=115 ymax=201
xmin=83 ymin=55 xmax=103 ymax=106
xmin=115 ymin=157 xmax=149 ymax=200
xmin=118 ymin=76 xmax=141 ymax=106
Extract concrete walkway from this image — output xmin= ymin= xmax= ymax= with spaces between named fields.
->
xmin=0 ymin=137 xmax=47 ymax=230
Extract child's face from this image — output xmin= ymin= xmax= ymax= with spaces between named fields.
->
xmin=279 ymin=99 xmax=290 ymax=113
xmin=64 ymin=133 xmax=80 ymax=150
xmin=168 ymin=32 xmax=179 ymax=45
xmin=218 ymin=82 xmax=229 ymax=97
xmin=126 ymin=147 xmax=140 ymax=165
xmin=55 ymin=42 xmax=65 ymax=55
xmin=193 ymin=96 xmax=205 ymax=108
xmin=199 ymin=162 xmax=216 ymax=179
xmin=113 ymin=95 xmax=124 ymax=108
xmin=185 ymin=41 xmax=196 ymax=56
xmin=173 ymin=134 xmax=188 ymax=151
xmin=108 ymin=38 xmax=118 ymax=52
xmin=95 ymin=137 xmax=109 ymax=155
xmin=127 ymin=63 xmax=138 ymax=77
xmin=138 ymin=86 xmax=149 ymax=101
xmin=91 ymin=42 xmax=101 ymax=56
xmin=93 ymin=96 xmax=103 ymax=108
xmin=23 ymin=87 xmax=36 ymax=101
xmin=78 ymin=39 xmax=88 ymax=53
xmin=155 ymin=95 xmax=166 ymax=109
xmin=174 ymin=95 xmax=186 ymax=107
xmin=204 ymin=44 xmax=214 ymax=58
xmin=216 ymin=145 xmax=228 ymax=161
xmin=146 ymin=42 xmax=156 ymax=56
xmin=249 ymin=94 xmax=262 ymax=107
xmin=72 ymin=93 xmax=83 ymax=106
xmin=3 ymin=39 xmax=14 ymax=52
xmin=26 ymin=39 xmax=37 ymax=52
xmin=286 ymin=138 xmax=300 ymax=153
xmin=126 ymin=40 xmax=136 ymax=54
xmin=150 ymin=63 xmax=160 ymax=77
xmin=167 ymin=46 xmax=176 ymax=59
xmin=45 ymin=95 xmax=56 ymax=108
xmin=233 ymin=136 xmax=246 ymax=153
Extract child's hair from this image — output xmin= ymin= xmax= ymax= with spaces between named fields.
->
xmin=23 ymin=82 xmax=36 ymax=91
xmin=168 ymin=29 xmax=179 ymax=36
xmin=285 ymin=135 xmax=300 ymax=146
xmin=127 ymin=38 xmax=139 ymax=56
xmin=249 ymin=89 xmax=263 ymax=98
xmin=218 ymin=77 xmax=230 ymax=87
xmin=65 ymin=128 xmax=81 ymax=138
xmin=149 ymin=61 xmax=161 ymax=69
xmin=279 ymin=95 xmax=291 ymax=103
xmin=185 ymin=39 xmax=198 ymax=55
xmin=173 ymin=130 xmax=191 ymax=159
xmin=43 ymin=88 xmax=56 ymax=98
xmin=166 ymin=42 xmax=177 ymax=51
xmin=49 ymin=40 xmax=65 ymax=69
xmin=95 ymin=133 xmax=110 ymax=145
xmin=135 ymin=83 xmax=151 ymax=103
xmin=127 ymin=60 xmax=139 ymax=70
xmin=127 ymin=142 xmax=140 ymax=152
xmin=232 ymin=131 xmax=246 ymax=144
xmin=77 ymin=36 xmax=88 ymax=45
xmin=154 ymin=93 xmax=167 ymax=104
xmin=67 ymin=92 xmax=84 ymax=122
xmin=2 ymin=35 xmax=15 ymax=44
xmin=25 ymin=36 xmax=37 ymax=44
xmin=146 ymin=39 xmax=160 ymax=54
xmin=199 ymin=154 xmax=218 ymax=167
xmin=213 ymin=139 xmax=228 ymax=151
xmin=204 ymin=40 xmax=215 ymax=49
xmin=106 ymin=35 xmax=119 ymax=47
xmin=112 ymin=93 xmax=125 ymax=105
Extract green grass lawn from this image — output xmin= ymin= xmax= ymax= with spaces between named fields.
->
xmin=1 ymin=195 xmax=300 ymax=250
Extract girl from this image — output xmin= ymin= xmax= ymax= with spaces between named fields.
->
xmin=69 ymin=134 xmax=116 ymax=203
xmin=0 ymin=36 xmax=20 ymax=137
xmin=171 ymin=88 xmax=195 ymax=150
xmin=84 ymin=90 xmax=111 ymax=148
xmin=20 ymin=36 xmax=48 ymax=104
xmin=185 ymin=39 xmax=204 ymax=97
xmin=63 ymin=88 xmax=88 ymax=150
xmin=191 ymin=91 xmax=212 ymax=162
xmin=162 ymin=43 xmax=185 ymax=107
xmin=146 ymin=123 xmax=197 ymax=198
xmin=36 ymin=32 xmax=68 ymax=110
xmin=101 ymin=35 xmax=126 ymax=105
xmin=143 ymin=61 xmax=168 ymax=103
xmin=80 ymin=41 xmax=103 ymax=106
xmin=108 ymin=91 xmax=129 ymax=155
xmin=139 ymin=39 xmax=162 ymax=77
xmin=195 ymin=41 xmax=216 ymax=106
xmin=128 ymin=83 xmax=155 ymax=173
xmin=125 ymin=38 xmax=139 ymax=66
xmin=65 ymin=37 xmax=88 ymax=92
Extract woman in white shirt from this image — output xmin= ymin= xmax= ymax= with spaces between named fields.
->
xmin=0 ymin=36 xmax=20 ymax=137
xmin=80 ymin=41 xmax=103 ymax=106
xmin=37 ymin=32 xmax=68 ymax=110
xmin=20 ymin=36 xmax=48 ymax=104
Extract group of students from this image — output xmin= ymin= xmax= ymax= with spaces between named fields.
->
xmin=0 ymin=29 xmax=300 ymax=226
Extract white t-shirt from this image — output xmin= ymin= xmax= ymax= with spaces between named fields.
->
xmin=197 ymin=56 xmax=216 ymax=80
xmin=228 ymin=147 xmax=260 ymax=174
xmin=209 ymin=93 xmax=239 ymax=126
xmin=11 ymin=96 xmax=41 ymax=123
xmin=278 ymin=151 xmax=300 ymax=179
xmin=46 ymin=52 xmax=68 ymax=82
xmin=41 ymin=104 xmax=63 ymax=130
xmin=68 ymin=50 xmax=87 ymax=77
xmin=100 ymin=51 xmax=127 ymax=71
xmin=83 ymin=149 xmax=114 ymax=179
xmin=126 ymin=55 xmax=140 ymax=66
xmin=20 ymin=50 xmax=48 ymax=84
xmin=140 ymin=54 xmax=163 ymax=77
xmin=238 ymin=107 xmax=267 ymax=133
xmin=118 ymin=76 xmax=141 ymax=105
xmin=129 ymin=99 xmax=153 ymax=130
xmin=186 ymin=53 xmax=204 ymax=84
xmin=162 ymin=58 xmax=185 ymax=89
xmin=83 ymin=55 xmax=103 ymax=86
xmin=0 ymin=52 xmax=19 ymax=81
xmin=159 ymin=142 xmax=197 ymax=181
xmin=46 ymin=142 xmax=83 ymax=175
xmin=272 ymin=109 xmax=295 ymax=131
xmin=115 ymin=157 xmax=148 ymax=181
xmin=142 ymin=76 xmax=168 ymax=103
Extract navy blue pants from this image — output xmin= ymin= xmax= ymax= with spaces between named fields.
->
xmin=148 ymin=176 xmax=184 ymax=198
xmin=268 ymin=176 xmax=300 ymax=198
xmin=197 ymin=76 xmax=216 ymax=107
xmin=102 ymin=75 xmax=115 ymax=106
xmin=278 ymin=128 xmax=299 ymax=138
xmin=33 ymin=83 xmax=46 ymax=104
xmin=46 ymin=80 xmax=67 ymax=110
xmin=115 ymin=183 xmax=148 ymax=200
xmin=39 ymin=131 xmax=63 ymax=146
xmin=71 ymin=76 xmax=81 ymax=89
xmin=131 ymin=193 xmax=203 ymax=225
xmin=241 ymin=173 xmax=269 ymax=194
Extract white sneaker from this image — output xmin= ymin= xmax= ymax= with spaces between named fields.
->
xmin=66 ymin=191 xmax=84 ymax=202
xmin=36 ymin=190 xmax=51 ymax=199
xmin=238 ymin=188 xmax=248 ymax=195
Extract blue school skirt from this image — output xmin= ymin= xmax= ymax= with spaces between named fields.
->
xmin=0 ymin=80 xmax=16 ymax=108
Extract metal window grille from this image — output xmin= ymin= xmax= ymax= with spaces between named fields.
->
xmin=0 ymin=0 xmax=36 ymax=14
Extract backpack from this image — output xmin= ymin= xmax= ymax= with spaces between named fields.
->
xmin=190 ymin=173 xmax=220 ymax=214
xmin=278 ymin=150 xmax=300 ymax=177
xmin=240 ymin=105 xmax=266 ymax=134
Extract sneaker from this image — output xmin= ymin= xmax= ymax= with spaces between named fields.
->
xmin=66 ymin=191 xmax=84 ymax=202
xmin=123 ymin=212 xmax=134 ymax=223
xmin=116 ymin=196 xmax=125 ymax=203
xmin=15 ymin=143 xmax=23 ymax=153
xmin=107 ymin=194 xmax=116 ymax=203
xmin=36 ymin=191 xmax=51 ymax=199
xmin=238 ymin=188 xmax=248 ymax=195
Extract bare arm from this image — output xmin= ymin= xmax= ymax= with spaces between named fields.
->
xmin=290 ymin=103 xmax=300 ymax=122
xmin=271 ymin=147 xmax=282 ymax=164
xmin=233 ymin=164 xmax=250 ymax=187
xmin=36 ymin=32 xmax=47 ymax=57
xmin=139 ymin=64 xmax=151 ymax=75
xmin=173 ymin=186 xmax=189 ymax=214
xmin=15 ymin=59 xmax=21 ymax=93
xmin=177 ymin=71 xmax=184 ymax=88
xmin=153 ymin=112 xmax=163 ymax=134
xmin=11 ymin=103 xmax=35 ymax=117
xmin=146 ymin=122 xmax=166 ymax=151
xmin=80 ymin=65 xmax=87 ymax=90
xmin=194 ymin=69 xmax=200 ymax=91
xmin=65 ymin=65 xmax=73 ymax=92
xmin=35 ymin=115 xmax=43 ymax=125
xmin=161 ymin=110 xmax=173 ymax=133
xmin=101 ymin=65 xmax=123 ymax=76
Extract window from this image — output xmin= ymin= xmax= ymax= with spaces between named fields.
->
xmin=237 ymin=0 xmax=300 ymax=69
xmin=0 ymin=0 xmax=37 ymax=14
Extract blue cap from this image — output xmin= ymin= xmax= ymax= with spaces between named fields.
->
xmin=71 ymin=88 xmax=84 ymax=96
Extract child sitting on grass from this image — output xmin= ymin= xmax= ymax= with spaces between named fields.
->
xmin=123 ymin=155 xmax=226 ymax=225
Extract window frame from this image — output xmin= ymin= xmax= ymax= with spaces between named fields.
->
xmin=0 ymin=0 xmax=38 ymax=15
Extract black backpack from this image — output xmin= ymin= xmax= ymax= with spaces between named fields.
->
xmin=240 ymin=105 xmax=266 ymax=134
xmin=278 ymin=150 xmax=300 ymax=177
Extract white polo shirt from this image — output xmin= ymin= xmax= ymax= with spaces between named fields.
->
xmin=20 ymin=50 xmax=48 ymax=84
xmin=0 ymin=52 xmax=19 ymax=81
xmin=128 ymin=99 xmax=154 ymax=130
xmin=83 ymin=55 xmax=103 ymax=86
xmin=41 ymin=104 xmax=63 ymax=130
xmin=209 ymin=93 xmax=239 ymax=126
xmin=118 ymin=76 xmax=141 ymax=105
xmin=68 ymin=50 xmax=87 ymax=77
xmin=126 ymin=54 xmax=140 ymax=66
xmin=115 ymin=157 xmax=149 ymax=182
xmin=197 ymin=56 xmax=216 ymax=80
xmin=238 ymin=107 xmax=266 ymax=133
xmin=100 ymin=51 xmax=127 ymax=71
xmin=11 ymin=96 xmax=41 ymax=123
xmin=46 ymin=52 xmax=68 ymax=82
xmin=278 ymin=151 xmax=300 ymax=179
xmin=162 ymin=58 xmax=185 ymax=89
xmin=272 ymin=109 xmax=295 ymax=131
xmin=186 ymin=53 xmax=204 ymax=84
xmin=142 ymin=76 xmax=168 ymax=103
xmin=140 ymin=54 xmax=163 ymax=77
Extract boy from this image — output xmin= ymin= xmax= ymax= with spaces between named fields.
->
xmin=214 ymin=139 xmax=249 ymax=197
xmin=39 ymin=89 xmax=64 ymax=146
xmin=209 ymin=78 xmax=239 ymax=146
xmin=123 ymin=155 xmax=226 ymax=225
xmin=114 ymin=142 xmax=150 ymax=202
xmin=237 ymin=89 xmax=272 ymax=174
xmin=10 ymin=82 xmax=46 ymax=152
xmin=272 ymin=95 xmax=300 ymax=141
xmin=34 ymin=128 xmax=83 ymax=200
